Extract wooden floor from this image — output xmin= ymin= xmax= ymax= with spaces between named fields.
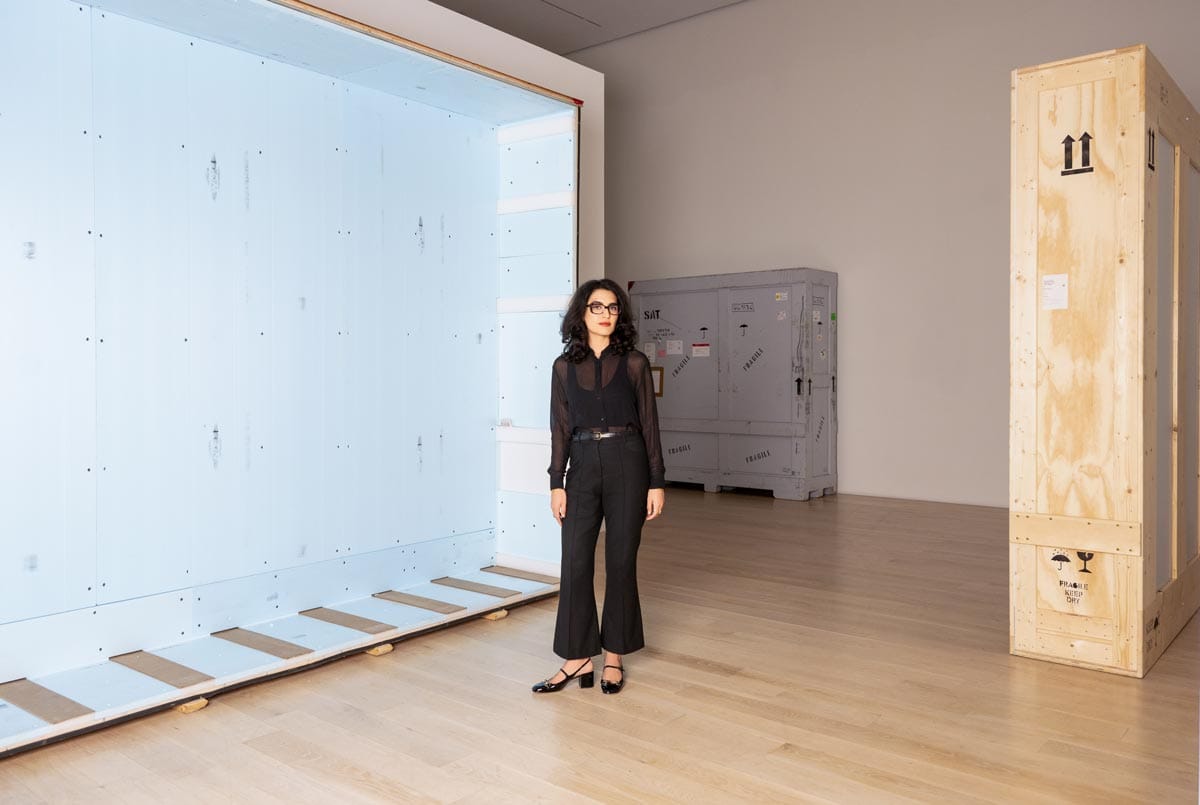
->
xmin=0 ymin=491 xmax=1196 ymax=803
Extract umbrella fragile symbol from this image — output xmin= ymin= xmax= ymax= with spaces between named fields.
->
xmin=1051 ymin=552 xmax=1070 ymax=570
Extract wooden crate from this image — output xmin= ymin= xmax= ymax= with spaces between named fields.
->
xmin=1010 ymin=45 xmax=1200 ymax=676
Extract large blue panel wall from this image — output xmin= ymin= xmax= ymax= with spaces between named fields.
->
xmin=0 ymin=1 xmax=97 ymax=625
xmin=0 ymin=1 xmax=510 ymax=662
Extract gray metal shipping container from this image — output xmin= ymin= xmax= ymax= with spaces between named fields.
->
xmin=630 ymin=268 xmax=837 ymax=500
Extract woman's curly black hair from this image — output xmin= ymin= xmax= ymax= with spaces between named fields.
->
xmin=560 ymin=278 xmax=639 ymax=363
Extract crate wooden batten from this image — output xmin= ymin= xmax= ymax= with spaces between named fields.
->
xmin=1010 ymin=45 xmax=1200 ymax=677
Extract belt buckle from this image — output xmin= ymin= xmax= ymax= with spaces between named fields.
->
xmin=591 ymin=431 xmax=605 ymax=441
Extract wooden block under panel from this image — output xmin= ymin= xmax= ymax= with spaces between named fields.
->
xmin=0 ymin=679 xmax=92 ymax=724
xmin=481 ymin=565 xmax=559 ymax=586
xmin=373 ymin=590 xmax=466 ymax=615
xmin=110 ymin=650 xmax=214 ymax=689
xmin=299 ymin=607 xmax=394 ymax=635
xmin=174 ymin=698 xmax=209 ymax=714
xmin=431 ymin=577 xmax=521 ymax=599
xmin=211 ymin=628 xmax=312 ymax=660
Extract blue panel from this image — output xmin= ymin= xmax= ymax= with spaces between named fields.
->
xmin=499 ymin=208 xmax=575 ymax=258
xmin=392 ymin=106 xmax=443 ymax=546
xmin=0 ymin=700 xmax=48 ymax=744
xmin=188 ymin=534 xmax=484 ymax=634
xmin=248 ymin=614 xmax=364 ymax=651
xmin=152 ymin=637 xmax=280 ymax=679
xmin=374 ymin=101 xmax=422 ymax=545
xmin=36 ymin=662 xmax=175 ymax=712
xmin=340 ymin=84 xmax=387 ymax=557
xmin=499 ymin=312 xmax=563 ymax=428
xmin=0 ymin=0 xmax=97 ymax=623
xmin=184 ymin=37 xmax=270 ymax=587
xmin=497 ymin=491 xmax=560 ymax=565
xmin=438 ymin=111 xmax=499 ymax=542
xmin=265 ymin=59 xmax=337 ymax=571
xmin=370 ymin=100 xmax=498 ymax=549
xmin=92 ymin=11 xmax=193 ymax=602
xmin=243 ymin=89 xmax=276 ymax=574
xmin=0 ymin=591 xmax=191 ymax=683
xmin=405 ymin=530 xmax=496 ymax=582
xmin=190 ymin=571 xmax=309 ymax=635
xmin=500 ymin=133 xmax=575 ymax=199
xmin=324 ymin=597 xmax=442 ymax=631
xmin=498 ymin=253 xmax=575 ymax=299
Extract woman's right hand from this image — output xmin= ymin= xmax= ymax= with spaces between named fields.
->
xmin=550 ymin=489 xmax=567 ymax=525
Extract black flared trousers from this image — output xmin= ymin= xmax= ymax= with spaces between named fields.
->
xmin=554 ymin=432 xmax=648 ymax=659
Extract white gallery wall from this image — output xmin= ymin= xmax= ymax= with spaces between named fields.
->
xmin=569 ymin=0 xmax=1200 ymax=507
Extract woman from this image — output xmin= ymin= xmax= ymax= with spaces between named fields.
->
xmin=532 ymin=278 xmax=665 ymax=696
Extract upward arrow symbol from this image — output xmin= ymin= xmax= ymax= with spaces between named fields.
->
xmin=1062 ymin=134 xmax=1075 ymax=171
xmin=1060 ymin=133 xmax=1095 ymax=176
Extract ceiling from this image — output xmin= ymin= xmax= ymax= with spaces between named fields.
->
xmin=427 ymin=0 xmax=747 ymax=55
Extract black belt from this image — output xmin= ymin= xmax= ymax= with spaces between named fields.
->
xmin=572 ymin=429 xmax=636 ymax=442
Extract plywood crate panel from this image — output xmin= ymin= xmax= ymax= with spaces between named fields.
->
xmin=1010 ymin=45 xmax=1200 ymax=676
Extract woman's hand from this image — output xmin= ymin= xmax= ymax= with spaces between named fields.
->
xmin=550 ymin=488 xmax=567 ymax=525
xmin=646 ymin=488 xmax=665 ymax=520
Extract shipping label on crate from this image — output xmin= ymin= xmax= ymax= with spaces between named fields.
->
xmin=1041 ymin=273 xmax=1069 ymax=310
xmin=1035 ymin=546 xmax=1113 ymax=618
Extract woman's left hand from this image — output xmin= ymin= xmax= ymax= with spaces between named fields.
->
xmin=646 ymin=488 xmax=665 ymax=520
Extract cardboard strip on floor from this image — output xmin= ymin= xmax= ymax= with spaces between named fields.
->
xmin=211 ymin=628 xmax=312 ymax=660
xmin=481 ymin=565 xmax=560 ymax=585
xmin=373 ymin=590 xmax=466 ymax=615
xmin=0 ymin=680 xmax=93 ymax=725
xmin=299 ymin=607 xmax=395 ymax=635
xmin=109 ymin=651 xmax=214 ymax=689
xmin=431 ymin=577 xmax=522 ymax=599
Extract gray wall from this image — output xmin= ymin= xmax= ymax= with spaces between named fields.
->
xmin=570 ymin=0 xmax=1200 ymax=507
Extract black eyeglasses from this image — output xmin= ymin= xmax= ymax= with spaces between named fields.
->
xmin=587 ymin=302 xmax=621 ymax=316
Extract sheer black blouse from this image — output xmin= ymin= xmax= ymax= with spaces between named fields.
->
xmin=548 ymin=347 xmax=665 ymax=490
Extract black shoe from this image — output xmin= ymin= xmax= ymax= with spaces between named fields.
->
xmin=532 ymin=660 xmax=594 ymax=693
xmin=600 ymin=664 xmax=624 ymax=694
